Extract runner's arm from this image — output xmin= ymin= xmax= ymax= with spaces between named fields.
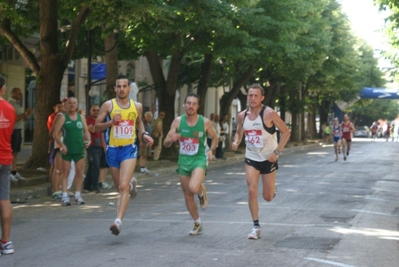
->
xmin=232 ymin=112 xmax=244 ymax=151
xmin=271 ymin=111 xmax=290 ymax=152
xmin=163 ymin=117 xmax=181 ymax=148
xmin=94 ymin=101 xmax=112 ymax=132
xmin=80 ymin=115 xmax=91 ymax=147
xmin=135 ymin=102 xmax=153 ymax=146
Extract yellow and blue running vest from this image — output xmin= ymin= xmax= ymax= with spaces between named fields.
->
xmin=104 ymin=99 xmax=138 ymax=147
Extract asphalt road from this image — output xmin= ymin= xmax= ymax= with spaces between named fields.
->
xmin=2 ymin=138 xmax=398 ymax=267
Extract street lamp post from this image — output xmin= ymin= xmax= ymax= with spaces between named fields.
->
xmin=85 ymin=29 xmax=118 ymax=110
xmin=58 ymin=21 xmax=119 ymax=111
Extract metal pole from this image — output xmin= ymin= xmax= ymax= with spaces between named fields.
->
xmin=86 ymin=30 xmax=92 ymax=111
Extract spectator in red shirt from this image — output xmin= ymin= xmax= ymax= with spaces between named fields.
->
xmin=83 ymin=105 xmax=102 ymax=193
xmin=0 ymin=75 xmax=16 ymax=255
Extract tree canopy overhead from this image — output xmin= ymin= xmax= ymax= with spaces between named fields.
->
xmin=0 ymin=0 xmax=387 ymax=166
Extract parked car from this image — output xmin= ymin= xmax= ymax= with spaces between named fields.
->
xmin=354 ymin=126 xmax=370 ymax=138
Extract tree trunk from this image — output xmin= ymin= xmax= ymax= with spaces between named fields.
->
xmin=307 ymin=105 xmax=317 ymax=139
xmin=145 ymin=47 xmax=185 ymax=159
xmin=197 ymin=53 xmax=213 ymax=116
xmin=264 ymin=81 xmax=280 ymax=109
xmin=24 ymin=1 xmax=65 ymax=168
xmin=26 ymin=73 xmax=63 ymax=169
xmin=319 ymin=99 xmax=331 ymax=126
xmin=291 ymin=110 xmax=299 ymax=142
xmin=105 ymin=32 xmax=118 ymax=100
xmin=279 ymin=85 xmax=287 ymax=122
xmin=237 ymin=90 xmax=247 ymax=112
xmin=220 ymin=64 xmax=256 ymax=117
xmin=289 ymin=86 xmax=300 ymax=142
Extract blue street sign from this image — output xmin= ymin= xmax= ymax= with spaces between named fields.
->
xmin=91 ymin=63 xmax=106 ymax=80
xmin=360 ymin=87 xmax=399 ymax=99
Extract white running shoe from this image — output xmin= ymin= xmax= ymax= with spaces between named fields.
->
xmin=75 ymin=196 xmax=85 ymax=205
xmin=101 ymin=182 xmax=112 ymax=189
xmin=189 ymin=222 xmax=203 ymax=236
xmin=248 ymin=226 xmax=261 ymax=240
xmin=13 ymin=172 xmax=25 ymax=180
xmin=130 ymin=177 xmax=138 ymax=198
xmin=139 ymin=167 xmax=150 ymax=174
xmin=61 ymin=196 xmax=71 ymax=206
xmin=9 ymin=174 xmax=18 ymax=183
xmin=0 ymin=241 xmax=14 ymax=255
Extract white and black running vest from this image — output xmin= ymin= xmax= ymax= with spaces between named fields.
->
xmin=243 ymin=105 xmax=278 ymax=161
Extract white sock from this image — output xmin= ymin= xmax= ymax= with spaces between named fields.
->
xmin=75 ymin=191 xmax=81 ymax=198
xmin=62 ymin=192 xmax=68 ymax=198
xmin=115 ymin=218 xmax=122 ymax=226
xmin=195 ymin=218 xmax=201 ymax=225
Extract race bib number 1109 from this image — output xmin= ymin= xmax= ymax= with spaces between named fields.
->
xmin=113 ymin=120 xmax=134 ymax=139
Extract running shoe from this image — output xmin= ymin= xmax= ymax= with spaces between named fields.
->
xmin=130 ymin=177 xmax=138 ymax=198
xmin=61 ymin=196 xmax=71 ymax=206
xmin=110 ymin=220 xmax=121 ymax=236
xmin=13 ymin=172 xmax=25 ymax=180
xmin=0 ymin=241 xmax=14 ymax=255
xmin=198 ymin=184 xmax=208 ymax=210
xmin=248 ymin=226 xmax=261 ymax=240
xmin=9 ymin=174 xmax=18 ymax=183
xmin=52 ymin=191 xmax=62 ymax=200
xmin=139 ymin=167 xmax=150 ymax=174
xmin=344 ymin=156 xmax=347 ymax=161
xmin=75 ymin=196 xmax=85 ymax=205
xmin=189 ymin=222 xmax=203 ymax=236
xmin=100 ymin=182 xmax=112 ymax=189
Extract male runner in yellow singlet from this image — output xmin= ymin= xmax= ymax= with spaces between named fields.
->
xmin=95 ymin=74 xmax=153 ymax=236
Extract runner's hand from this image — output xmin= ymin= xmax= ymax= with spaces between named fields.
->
xmin=232 ymin=141 xmax=239 ymax=151
xmin=143 ymin=134 xmax=154 ymax=146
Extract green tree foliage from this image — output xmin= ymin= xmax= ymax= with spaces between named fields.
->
xmin=0 ymin=0 xmax=387 ymax=166
xmin=0 ymin=0 xmax=92 ymax=168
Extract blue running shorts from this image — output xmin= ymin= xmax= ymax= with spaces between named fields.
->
xmin=106 ymin=144 xmax=138 ymax=168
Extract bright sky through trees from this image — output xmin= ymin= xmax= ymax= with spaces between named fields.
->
xmin=339 ymin=0 xmax=391 ymax=68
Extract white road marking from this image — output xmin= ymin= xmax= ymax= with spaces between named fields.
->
xmin=304 ymin=257 xmax=357 ymax=267
xmin=351 ymin=209 xmax=399 ymax=217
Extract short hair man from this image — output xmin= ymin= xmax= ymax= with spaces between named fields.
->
xmin=83 ymin=105 xmax=103 ymax=193
xmin=163 ymin=93 xmax=218 ymax=235
xmin=340 ymin=114 xmax=355 ymax=161
xmin=95 ymin=74 xmax=153 ymax=236
xmin=0 ymin=75 xmax=17 ymax=254
xmin=232 ymin=84 xmax=290 ymax=239
xmin=52 ymin=97 xmax=91 ymax=206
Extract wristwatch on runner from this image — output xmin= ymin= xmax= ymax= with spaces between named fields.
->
xmin=273 ymin=150 xmax=281 ymax=156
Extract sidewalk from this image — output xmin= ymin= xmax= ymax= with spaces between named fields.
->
xmin=10 ymin=141 xmax=321 ymax=202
